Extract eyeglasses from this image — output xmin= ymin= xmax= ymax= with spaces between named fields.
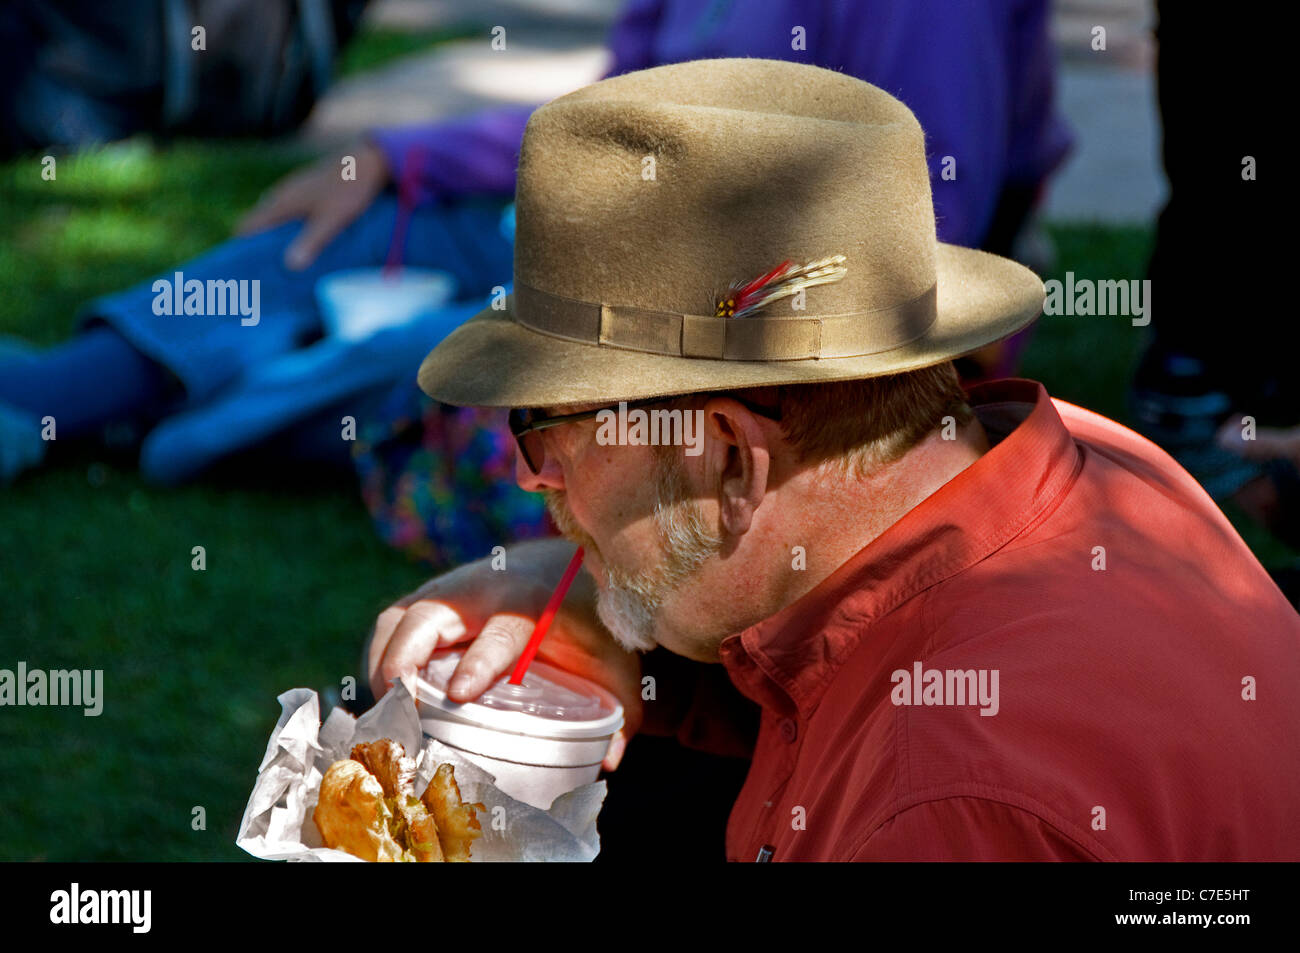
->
xmin=508 ymin=394 xmax=782 ymax=475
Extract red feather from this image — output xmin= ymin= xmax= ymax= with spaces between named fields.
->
xmin=733 ymin=260 xmax=791 ymax=310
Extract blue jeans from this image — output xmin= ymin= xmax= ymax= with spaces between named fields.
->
xmin=81 ymin=193 xmax=513 ymax=405
xmin=0 ymin=194 xmax=511 ymax=462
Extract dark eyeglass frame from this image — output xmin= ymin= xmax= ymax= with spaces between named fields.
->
xmin=508 ymin=394 xmax=783 ymax=475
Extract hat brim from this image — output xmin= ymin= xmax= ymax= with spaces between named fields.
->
xmin=417 ymin=243 xmax=1043 ymax=408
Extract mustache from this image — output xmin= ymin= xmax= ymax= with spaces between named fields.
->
xmin=543 ymin=491 xmax=600 ymax=555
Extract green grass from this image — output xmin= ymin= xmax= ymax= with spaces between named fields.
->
xmin=0 ymin=468 xmax=430 ymax=860
xmin=0 ymin=23 xmax=468 ymax=863
xmin=0 ymin=138 xmax=435 ymax=860
xmin=336 ymin=26 xmax=480 ymax=78
xmin=1018 ymin=224 xmax=1155 ymax=423
xmin=0 ymin=140 xmax=309 ymax=348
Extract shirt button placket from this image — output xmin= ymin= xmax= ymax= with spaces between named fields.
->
xmin=755 ymin=718 xmax=800 ymax=859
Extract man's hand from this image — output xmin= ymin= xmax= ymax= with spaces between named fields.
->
xmin=236 ymin=142 xmax=390 ymax=270
xmin=366 ymin=539 xmax=642 ymax=771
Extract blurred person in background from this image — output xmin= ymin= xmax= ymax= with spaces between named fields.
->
xmin=0 ymin=0 xmax=370 ymax=155
xmin=1 ymin=0 xmax=1071 ymax=577
xmin=1129 ymin=0 xmax=1295 ymax=559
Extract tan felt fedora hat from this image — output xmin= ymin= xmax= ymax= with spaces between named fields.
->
xmin=418 ymin=58 xmax=1044 ymax=409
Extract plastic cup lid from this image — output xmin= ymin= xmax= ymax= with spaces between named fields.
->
xmin=414 ymin=647 xmax=623 ymax=740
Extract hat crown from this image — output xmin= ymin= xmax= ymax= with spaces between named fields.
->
xmin=514 ymin=58 xmax=938 ymax=320
xmin=413 ymin=57 xmax=1044 ymax=409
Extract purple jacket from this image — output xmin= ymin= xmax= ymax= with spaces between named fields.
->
xmin=370 ymin=0 xmax=1071 ymax=247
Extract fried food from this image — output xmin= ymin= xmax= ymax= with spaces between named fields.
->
xmin=423 ymin=762 xmax=484 ymax=863
xmin=312 ymin=739 xmax=483 ymax=862
xmin=313 ymin=758 xmax=413 ymax=862
xmin=348 ymin=738 xmax=415 ymax=799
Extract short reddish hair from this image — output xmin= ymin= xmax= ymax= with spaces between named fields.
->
xmin=720 ymin=361 xmax=972 ymax=475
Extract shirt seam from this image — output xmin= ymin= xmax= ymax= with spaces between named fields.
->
xmin=846 ymin=786 xmax=1117 ymax=862
xmin=895 ymin=680 xmax=910 ymax=801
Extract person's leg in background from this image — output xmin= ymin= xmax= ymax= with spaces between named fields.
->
xmin=1129 ymin=0 xmax=1291 ymax=545
xmin=0 ymin=328 xmax=177 ymax=439
xmin=0 ymin=216 xmax=335 ymax=482
xmin=0 ymin=193 xmax=513 ymax=483
xmin=0 ymin=328 xmax=179 ymax=482
xmin=156 ymin=196 xmax=515 ymax=478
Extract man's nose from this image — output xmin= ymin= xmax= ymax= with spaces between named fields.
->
xmin=514 ymin=440 xmax=566 ymax=492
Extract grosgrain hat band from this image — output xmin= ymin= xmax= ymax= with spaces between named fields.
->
xmin=511 ymin=281 xmax=939 ymax=361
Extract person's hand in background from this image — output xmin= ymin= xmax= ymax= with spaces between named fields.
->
xmin=365 ymin=538 xmax=643 ymax=771
xmin=1215 ymin=416 xmax=1300 ymax=550
xmin=236 ymin=141 xmax=390 ymax=270
xmin=1217 ymin=417 xmax=1300 ymax=471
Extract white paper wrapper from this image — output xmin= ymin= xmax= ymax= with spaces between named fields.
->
xmin=236 ymin=682 xmax=606 ymax=862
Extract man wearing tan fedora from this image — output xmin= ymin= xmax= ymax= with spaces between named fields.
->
xmin=365 ymin=60 xmax=1300 ymax=861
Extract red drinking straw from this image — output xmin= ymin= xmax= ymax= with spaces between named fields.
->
xmin=508 ymin=546 xmax=585 ymax=685
xmin=382 ymin=145 xmax=427 ymax=278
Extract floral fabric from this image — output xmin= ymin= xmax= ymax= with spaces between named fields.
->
xmin=353 ymin=380 xmax=553 ymax=567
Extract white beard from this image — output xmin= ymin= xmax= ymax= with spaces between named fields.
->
xmin=546 ymin=447 xmax=722 ymax=654
xmin=595 ymin=584 xmax=660 ymax=653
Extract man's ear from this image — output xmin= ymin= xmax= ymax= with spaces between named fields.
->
xmin=702 ymin=397 xmax=773 ymax=536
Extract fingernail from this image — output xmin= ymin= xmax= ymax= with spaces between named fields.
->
xmin=284 ymin=245 xmax=308 ymax=270
xmin=449 ymin=674 xmax=473 ymax=698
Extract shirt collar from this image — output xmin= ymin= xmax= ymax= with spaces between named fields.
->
xmin=718 ymin=378 xmax=1081 ymax=718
